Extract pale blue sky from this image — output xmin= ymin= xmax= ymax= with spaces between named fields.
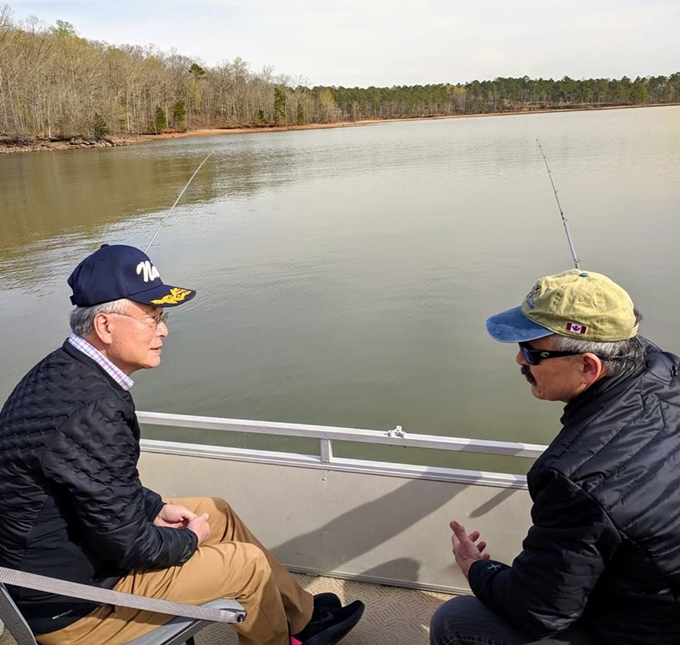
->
xmin=7 ymin=1 xmax=679 ymax=87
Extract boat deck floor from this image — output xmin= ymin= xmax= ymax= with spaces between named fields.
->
xmin=1 ymin=574 xmax=455 ymax=645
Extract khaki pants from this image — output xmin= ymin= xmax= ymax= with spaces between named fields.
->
xmin=38 ymin=497 xmax=313 ymax=645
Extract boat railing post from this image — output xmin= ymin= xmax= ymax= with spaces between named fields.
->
xmin=320 ymin=438 xmax=333 ymax=463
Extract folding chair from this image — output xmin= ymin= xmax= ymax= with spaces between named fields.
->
xmin=0 ymin=570 xmax=245 ymax=645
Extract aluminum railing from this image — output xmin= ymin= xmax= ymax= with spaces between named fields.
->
xmin=138 ymin=411 xmax=547 ymax=488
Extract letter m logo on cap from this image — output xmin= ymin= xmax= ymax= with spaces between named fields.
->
xmin=566 ymin=322 xmax=588 ymax=334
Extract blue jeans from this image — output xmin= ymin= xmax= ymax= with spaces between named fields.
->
xmin=430 ymin=596 xmax=596 ymax=645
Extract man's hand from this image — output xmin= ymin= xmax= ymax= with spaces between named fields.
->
xmin=187 ymin=513 xmax=211 ymax=545
xmin=154 ymin=504 xmax=197 ymax=529
xmin=450 ymin=520 xmax=490 ymax=579
xmin=155 ymin=504 xmax=210 ymax=545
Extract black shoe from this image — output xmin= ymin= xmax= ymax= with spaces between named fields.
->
xmin=313 ymin=593 xmax=342 ymax=615
xmin=292 ymin=599 xmax=364 ymax=645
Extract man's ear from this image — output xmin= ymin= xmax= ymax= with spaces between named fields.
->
xmin=582 ymin=353 xmax=605 ymax=385
xmin=91 ymin=313 xmax=114 ymax=346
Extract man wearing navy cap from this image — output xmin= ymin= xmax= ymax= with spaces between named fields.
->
xmin=430 ymin=269 xmax=680 ymax=645
xmin=0 ymin=245 xmax=363 ymax=645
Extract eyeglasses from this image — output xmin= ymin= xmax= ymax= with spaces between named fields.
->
xmin=519 ymin=343 xmax=633 ymax=367
xmin=519 ymin=342 xmax=582 ymax=366
xmin=107 ymin=311 xmax=169 ymax=329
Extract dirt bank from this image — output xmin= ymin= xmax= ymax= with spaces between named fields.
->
xmin=1 ymin=104 xmax=673 ymax=153
xmin=0 ymin=123 xmax=379 ymax=153
xmin=0 ymin=134 xmax=143 ymax=153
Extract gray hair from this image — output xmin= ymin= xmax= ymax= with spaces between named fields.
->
xmin=551 ymin=309 xmax=646 ymax=377
xmin=69 ymin=298 xmax=133 ymax=337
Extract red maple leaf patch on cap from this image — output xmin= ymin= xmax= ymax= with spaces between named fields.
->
xmin=566 ymin=322 xmax=587 ymax=334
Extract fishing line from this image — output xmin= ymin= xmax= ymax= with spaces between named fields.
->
xmin=144 ymin=152 xmax=214 ymax=253
xmin=536 ymin=139 xmax=580 ymax=269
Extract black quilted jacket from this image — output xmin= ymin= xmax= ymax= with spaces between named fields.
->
xmin=469 ymin=344 xmax=680 ymax=644
xmin=0 ymin=341 xmax=198 ymax=635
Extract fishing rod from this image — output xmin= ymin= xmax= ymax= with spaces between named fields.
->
xmin=144 ymin=152 xmax=214 ymax=253
xmin=536 ymin=139 xmax=580 ymax=269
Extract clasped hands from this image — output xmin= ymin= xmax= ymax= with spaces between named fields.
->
xmin=154 ymin=503 xmax=211 ymax=544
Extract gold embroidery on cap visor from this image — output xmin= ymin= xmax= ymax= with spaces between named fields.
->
xmin=150 ymin=287 xmax=194 ymax=305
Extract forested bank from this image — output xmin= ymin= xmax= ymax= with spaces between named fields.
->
xmin=1 ymin=4 xmax=679 ymax=146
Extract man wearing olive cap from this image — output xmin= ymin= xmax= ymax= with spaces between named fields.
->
xmin=0 ymin=245 xmax=363 ymax=645
xmin=431 ymin=269 xmax=680 ymax=645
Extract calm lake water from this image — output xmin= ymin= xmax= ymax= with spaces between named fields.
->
xmin=1 ymin=106 xmax=679 ymax=471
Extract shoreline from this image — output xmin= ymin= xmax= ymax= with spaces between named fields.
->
xmin=1 ymin=103 xmax=676 ymax=153
xmin=119 ymin=103 xmax=680 ymax=144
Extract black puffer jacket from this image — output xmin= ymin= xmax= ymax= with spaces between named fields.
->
xmin=0 ymin=341 xmax=198 ymax=635
xmin=469 ymin=344 xmax=680 ymax=644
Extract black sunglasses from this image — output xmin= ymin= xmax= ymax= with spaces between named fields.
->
xmin=519 ymin=342 xmax=583 ymax=366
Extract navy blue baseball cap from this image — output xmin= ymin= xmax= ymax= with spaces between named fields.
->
xmin=68 ymin=244 xmax=196 ymax=307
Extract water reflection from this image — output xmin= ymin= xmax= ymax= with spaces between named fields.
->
xmin=0 ymin=141 xmax=300 ymax=288
xmin=0 ymin=107 xmax=679 ymax=471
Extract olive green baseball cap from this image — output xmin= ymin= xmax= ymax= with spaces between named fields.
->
xmin=486 ymin=269 xmax=638 ymax=343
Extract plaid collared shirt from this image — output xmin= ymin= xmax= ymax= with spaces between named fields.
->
xmin=68 ymin=334 xmax=134 ymax=391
